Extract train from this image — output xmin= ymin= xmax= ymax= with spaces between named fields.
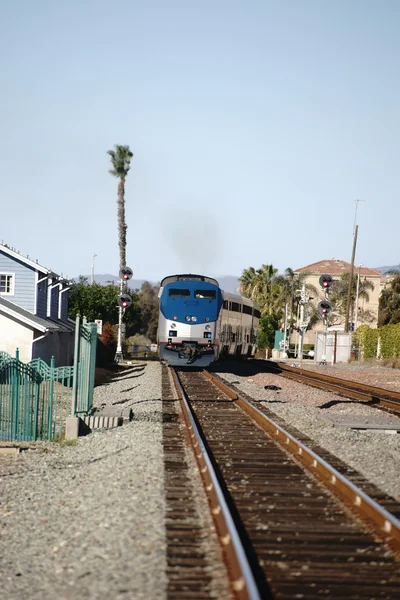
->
xmin=157 ymin=274 xmax=260 ymax=367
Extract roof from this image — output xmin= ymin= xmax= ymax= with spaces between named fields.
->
xmin=160 ymin=274 xmax=220 ymax=287
xmin=295 ymin=259 xmax=381 ymax=277
xmin=0 ymin=297 xmax=73 ymax=333
xmin=0 ymin=243 xmax=52 ymax=276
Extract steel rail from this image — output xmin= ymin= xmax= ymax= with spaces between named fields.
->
xmin=202 ymin=369 xmax=400 ymax=556
xmin=170 ymin=367 xmax=261 ymax=600
xmin=271 ymin=361 xmax=400 ymax=411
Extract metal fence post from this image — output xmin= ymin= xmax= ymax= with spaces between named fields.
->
xmin=71 ymin=315 xmax=81 ymax=416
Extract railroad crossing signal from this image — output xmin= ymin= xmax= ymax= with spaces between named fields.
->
xmin=318 ymin=301 xmax=332 ymax=316
xmin=119 ymin=266 xmax=133 ymax=281
xmin=319 ymin=274 xmax=333 ymax=291
xmin=118 ymin=294 xmax=132 ymax=309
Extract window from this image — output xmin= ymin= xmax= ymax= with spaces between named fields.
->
xmin=168 ymin=288 xmax=190 ymax=297
xmin=231 ymin=302 xmax=241 ymax=313
xmin=223 ymin=300 xmax=229 ymax=309
xmin=194 ymin=290 xmax=216 ymax=299
xmin=243 ymin=304 xmax=252 ymax=315
xmin=253 ymin=309 xmax=261 ymax=319
xmin=0 ymin=274 xmax=14 ymax=295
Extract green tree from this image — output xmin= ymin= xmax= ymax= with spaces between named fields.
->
xmin=107 ymin=144 xmax=134 ymax=269
xmin=127 ymin=281 xmax=159 ymax=342
xmin=258 ymin=313 xmax=280 ymax=348
xmin=68 ymin=277 xmax=140 ymax=329
xmin=326 ymin=273 xmax=374 ymax=327
xmin=239 ymin=264 xmax=281 ymax=315
xmin=378 ymin=275 xmax=400 ymax=326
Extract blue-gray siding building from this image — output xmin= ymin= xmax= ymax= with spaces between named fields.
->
xmin=0 ymin=243 xmax=74 ymax=365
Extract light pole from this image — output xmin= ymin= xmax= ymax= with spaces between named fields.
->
xmin=91 ymin=254 xmax=97 ymax=284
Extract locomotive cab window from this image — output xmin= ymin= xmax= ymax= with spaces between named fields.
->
xmin=168 ymin=288 xmax=190 ymax=297
xmin=194 ymin=290 xmax=216 ymax=299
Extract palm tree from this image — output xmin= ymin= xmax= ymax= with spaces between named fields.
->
xmin=107 ymin=145 xmax=134 ymax=269
xmin=239 ymin=267 xmax=258 ymax=299
xmin=327 ymin=274 xmax=374 ymax=327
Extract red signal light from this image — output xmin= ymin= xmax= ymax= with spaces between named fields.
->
xmin=173 ymin=316 xmax=177 ymax=320
xmin=205 ymin=317 xmax=209 ymax=322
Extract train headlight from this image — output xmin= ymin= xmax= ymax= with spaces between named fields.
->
xmin=170 ymin=322 xmax=176 ymax=328
xmin=191 ymin=316 xmax=197 ymax=322
xmin=185 ymin=316 xmax=191 ymax=322
xmin=205 ymin=324 xmax=211 ymax=331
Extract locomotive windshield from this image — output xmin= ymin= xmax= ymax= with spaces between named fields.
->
xmin=168 ymin=288 xmax=190 ymax=297
xmin=194 ymin=290 xmax=216 ymax=299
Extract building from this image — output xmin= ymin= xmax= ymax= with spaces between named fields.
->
xmin=0 ymin=243 xmax=74 ymax=365
xmin=294 ymin=259 xmax=381 ymax=345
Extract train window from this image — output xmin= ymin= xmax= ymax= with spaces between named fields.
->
xmin=194 ymin=290 xmax=216 ymax=299
xmin=223 ymin=300 xmax=229 ymax=309
xmin=253 ymin=308 xmax=261 ymax=319
xmin=231 ymin=302 xmax=241 ymax=312
xmin=242 ymin=304 xmax=252 ymax=315
xmin=168 ymin=288 xmax=190 ymax=297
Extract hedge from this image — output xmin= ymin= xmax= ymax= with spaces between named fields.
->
xmin=353 ymin=323 xmax=400 ymax=359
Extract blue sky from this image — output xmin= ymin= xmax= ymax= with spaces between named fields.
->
xmin=1 ymin=1 xmax=399 ymax=282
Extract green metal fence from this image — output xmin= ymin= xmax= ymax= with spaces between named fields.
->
xmin=71 ymin=316 xmax=98 ymax=416
xmin=0 ymin=316 xmax=98 ymax=441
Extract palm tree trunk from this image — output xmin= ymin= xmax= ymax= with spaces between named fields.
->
xmin=117 ymin=178 xmax=127 ymax=269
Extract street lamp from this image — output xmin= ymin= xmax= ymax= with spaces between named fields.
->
xmin=91 ymin=254 xmax=97 ymax=284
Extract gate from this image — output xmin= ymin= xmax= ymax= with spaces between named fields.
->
xmin=0 ymin=315 xmax=98 ymax=441
xmin=71 ymin=315 xmax=98 ymax=416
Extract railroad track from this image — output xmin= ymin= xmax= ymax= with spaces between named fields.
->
xmin=264 ymin=361 xmax=400 ymax=414
xmin=162 ymin=365 xmax=400 ymax=600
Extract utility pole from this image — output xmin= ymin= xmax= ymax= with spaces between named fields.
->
xmin=91 ymin=254 xmax=97 ymax=284
xmin=345 ymin=224 xmax=358 ymax=333
xmin=353 ymin=199 xmax=365 ymax=234
xmin=354 ymin=264 xmax=362 ymax=331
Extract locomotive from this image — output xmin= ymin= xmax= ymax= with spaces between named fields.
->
xmin=157 ymin=274 xmax=260 ymax=367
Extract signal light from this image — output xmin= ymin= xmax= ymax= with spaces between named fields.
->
xmin=318 ymin=300 xmax=332 ymax=316
xmin=119 ymin=266 xmax=133 ymax=281
xmin=319 ymin=274 xmax=333 ymax=290
xmin=118 ymin=294 xmax=132 ymax=309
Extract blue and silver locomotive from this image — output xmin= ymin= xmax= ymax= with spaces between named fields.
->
xmin=158 ymin=274 xmax=260 ymax=367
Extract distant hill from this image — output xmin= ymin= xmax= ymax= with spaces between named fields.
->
xmin=374 ymin=264 xmax=400 ymax=275
xmin=75 ymin=274 xmax=241 ymax=294
xmin=74 ymin=274 xmax=149 ymax=290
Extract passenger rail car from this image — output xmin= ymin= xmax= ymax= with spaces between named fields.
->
xmin=158 ymin=274 xmax=260 ymax=367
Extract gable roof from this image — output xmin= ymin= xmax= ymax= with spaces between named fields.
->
xmin=0 ymin=297 xmax=72 ymax=333
xmin=295 ymin=259 xmax=381 ymax=277
xmin=0 ymin=242 xmax=52 ymax=275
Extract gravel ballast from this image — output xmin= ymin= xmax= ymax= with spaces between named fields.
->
xmin=0 ymin=361 xmax=167 ymax=600
xmin=215 ymin=362 xmax=400 ymax=501
xmin=1 ymin=358 xmax=400 ymax=599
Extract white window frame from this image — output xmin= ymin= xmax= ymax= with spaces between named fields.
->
xmin=0 ymin=272 xmax=15 ymax=296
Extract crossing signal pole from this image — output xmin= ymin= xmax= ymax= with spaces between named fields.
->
xmin=296 ymin=285 xmax=313 ymax=362
xmin=318 ymin=274 xmax=333 ymax=365
xmin=115 ymin=266 xmax=133 ymax=364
